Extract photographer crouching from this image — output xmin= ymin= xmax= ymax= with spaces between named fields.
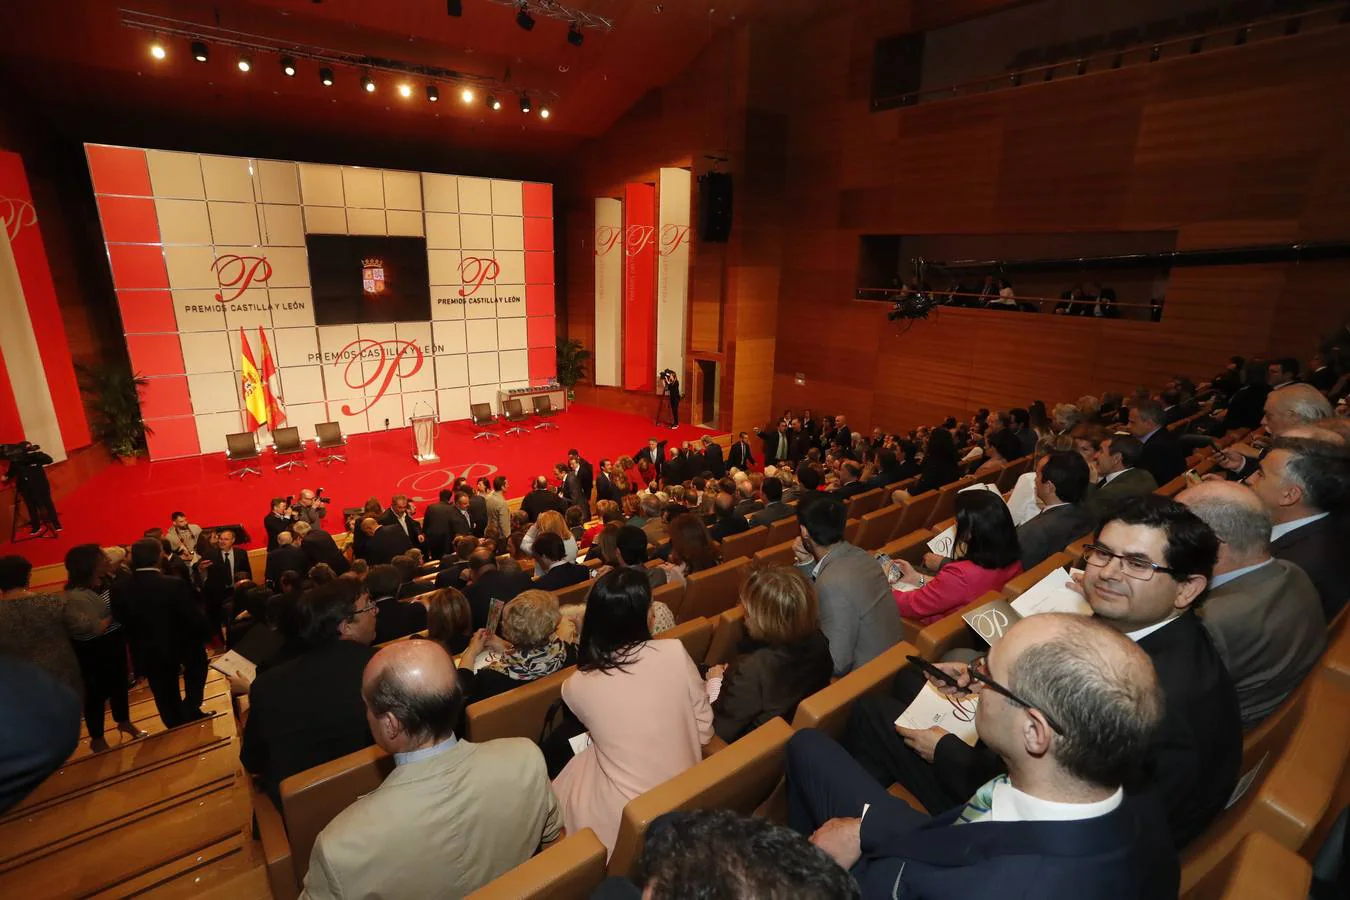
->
xmin=2 ymin=441 xmax=60 ymax=536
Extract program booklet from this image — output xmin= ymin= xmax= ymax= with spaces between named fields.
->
xmin=960 ymin=566 xmax=1091 ymax=646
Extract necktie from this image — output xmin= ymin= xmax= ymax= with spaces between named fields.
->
xmin=777 ymin=434 xmax=786 ymax=459
xmin=954 ymin=774 xmax=1009 ymax=825
xmin=1097 ymin=477 xmax=1108 ymax=488
xmin=225 ymin=552 xmax=234 ymax=582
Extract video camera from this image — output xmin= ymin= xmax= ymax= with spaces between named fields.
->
xmin=0 ymin=441 xmax=44 ymax=465
xmin=284 ymin=487 xmax=330 ymax=508
xmin=888 ymin=292 xmax=936 ymax=322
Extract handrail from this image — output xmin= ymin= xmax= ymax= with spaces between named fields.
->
xmin=857 ymin=286 xmax=1158 ymax=311
xmin=873 ymin=1 xmax=1349 ymax=110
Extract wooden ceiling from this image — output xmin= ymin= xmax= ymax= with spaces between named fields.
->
xmin=0 ymin=0 xmax=794 ymax=174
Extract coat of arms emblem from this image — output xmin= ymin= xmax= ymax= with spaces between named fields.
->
xmin=362 ymin=257 xmax=385 ymax=295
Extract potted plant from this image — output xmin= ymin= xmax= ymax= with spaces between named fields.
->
xmin=555 ymin=337 xmax=592 ymax=401
xmin=77 ymin=363 xmax=153 ymax=464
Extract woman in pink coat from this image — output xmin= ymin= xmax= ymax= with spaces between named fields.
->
xmin=551 ymin=568 xmax=713 ymax=854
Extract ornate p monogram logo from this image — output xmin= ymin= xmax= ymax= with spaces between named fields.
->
xmin=625 ymin=224 xmax=655 ymax=257
xmin=458 ymin=256 xmax=500 ymax=297
xmin=594 ymin=225 xmax=622 ymax=257
xmin=659 ymin=224 xmax=691 ymax=257
xmin=212 ymin=255 xmax=273 ymax=303
xmin=0 ymin=196 xmax=37 ymax=242
xmin=335 ymin=339 xmax=424 ymax=415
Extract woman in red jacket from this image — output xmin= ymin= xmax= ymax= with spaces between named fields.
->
xmin=889 ymin=490 xmax=1022 ymax=623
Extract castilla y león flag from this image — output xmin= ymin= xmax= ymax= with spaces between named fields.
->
xmin=257 ymin=327 xmax=286 ymax=428
xmin=239 ymin=328 xmax=268 ymax=432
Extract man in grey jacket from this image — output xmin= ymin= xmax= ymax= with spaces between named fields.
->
xmin=795 ymin=495 xmax=903 ymax=676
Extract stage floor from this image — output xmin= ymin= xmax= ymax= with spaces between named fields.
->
xmin=3 ymin=404 xmax=714 ymax=568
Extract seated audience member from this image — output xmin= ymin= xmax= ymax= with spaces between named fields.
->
xmin=436 ymin=535 xmax=479 ymax=589
xmin=552 ymin=569 xmax=714 ymax=853
xmin=797 ymin=496 xmax=903 ymax=676
xmin=613 ymin=524 xmax=670 ymax=590
xmin=367 ymin=564 xmax=428 ymax=645
xmin=519 ymin=509 xmax=579 ymax=563
xmin=1083 ymin=435 xmax=1157 ymax=523
xmin=597 ymin=809 xmax=857 ymax=900
xmin=1221 ymin=360 xmax=1271 ymax=432
xmin=866 ymin=448 xmax=904 ymax=488
xmin=1216 ymin=385 xmax=1333 ymax=480
xmin=1267 ymin=356 xmax=1299 ymax=390
xmin=708 ymin=566 xmax=833 ymax=743
xmin=913 ymin=427 xmax=962 ymax=495
xmin=531 ymin=532 xmax=591 ymax=590
xmin=1128 ymin=398 xmax=1187 ymax=486
xmin=299 ymin=640 xmax=561 ymax=900
xmin=1016 ymin=450 xmax=1094 ymax=569
xmin=1178 ymin=481 xmax=1325 ymax=728
xmin=425 ymin=588 xmax=474 ymax=657
xmin=789 ymin=614 xmax=1177 ymax=899
xmin=972 ymin=428 xmax=1021 ymax=478
xmin=462 ymin=549 xmax=533 ymax=630
xmin=0 ymin=656 xmax=82 ymax=815
xmin=1008 ymin=407 xmax=1037 ymax=456
xmin=1247 ymin=434 xmax=1350 ymax=620
xmin=660 ymin=514 xmax=724 ymax=584
xmin=622 ymin=493 xmax=647 ymax=528
xmin=638 ymin=493 xmax=669 ymax=546
xmin=391 ymin=554 xmax=434 ymax=600
xmin=787 ymin=464 xmax=822 ymax=504
xmin=456 ymin=590 xmax=578 ymax=706
xmin=364 ymin=517 xmax=415 ymax=566
xmin=832 ymin=462 xmax=868 ymax=501
xmin=889 ymin=490 xmax=1022 ymax=623
xmin=749 ymin=476 xmax=795 ymax=527
xmin=709 ymin=490 xmax=752 ymax=541
xmin=265 ymin=531 xmax=307 ymax=589
xmin=582 ymin=500 xmax=621 ymax=549
xmin=293 ymin=520 xmax=350 ymax=576
xmin=241 ymin=580 xmax=378 ymax=806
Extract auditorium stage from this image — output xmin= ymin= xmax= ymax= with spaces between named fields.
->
xmin=3 ymin=404 xmax=714 ymax=569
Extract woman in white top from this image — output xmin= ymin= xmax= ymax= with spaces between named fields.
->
xmin=519 ymin=510 xmax=578 ymax=570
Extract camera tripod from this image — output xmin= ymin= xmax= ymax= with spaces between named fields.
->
xmin=8 ymin=488 xmax=58 ymax=543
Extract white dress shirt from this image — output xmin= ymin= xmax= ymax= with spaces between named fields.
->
xmin=1126 ymin=614 xmax=1180 ymax=643
xmin=991 ymin=782 xmax=1124 ymax=823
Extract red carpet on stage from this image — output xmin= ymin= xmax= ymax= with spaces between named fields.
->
xmin=3 ymin=404 xmax=715 ymax=569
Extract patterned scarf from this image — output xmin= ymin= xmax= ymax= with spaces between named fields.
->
xmin=484 ymin=637 xmax=570 ymax=682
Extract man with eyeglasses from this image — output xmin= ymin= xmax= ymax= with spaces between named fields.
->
xmin=241 ymin=579 xmax=379 ymax=807
xmin=839 ymin=495 xmax=1240 ymax=851
xmin=786 ymin=613 xmax=1178 ymax=899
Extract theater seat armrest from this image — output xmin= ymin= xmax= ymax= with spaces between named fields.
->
xmin=251 ymin=781 xmax=298 ymax=900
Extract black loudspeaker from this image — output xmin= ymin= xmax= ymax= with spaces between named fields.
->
xmin=697 ymin=172 xmax=733 ymax=243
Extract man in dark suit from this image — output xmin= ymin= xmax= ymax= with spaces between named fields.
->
xmin=435 ymin=536 xmax=479 ymax=590
xmin=115 ymin=538 xmax=211 ymax=728
xmin=531 ymin=533 xmax=591 ymax=592
xmin=0 ymin=656 xmax=81 ymax=814
xmin=1180 ymin=480 xmax=1326 ymax=728
xmin=634 ymin=438 xmax=669 ymax=477
xmin=1250 ymin=434 xmax=1350 ymax=620
xmin=832 ymin=462 xmax=870 ymax=501
xmin=708 ymin=492 xmax=752 ymax=541
xmin=842 ymin=495 xmax=1240 ymax=851
xmin=559 ymin=462 xmax=589 ymax=515
xmin=262 ymin=498 xmax=294 ymax=551
xmin=1017 ymin=451 xmax=1094 ymax=570
xmin=832 ymin=415 xmax=853 ymax=454
xmin=378 ymin=494 xmax=422 ymax=547
xmin=197 ymin=527 xmax=251 ymax=635
xmin=788 ymin=419 xmax=813 ymax=464
xmin=1129 ymin=399 xmax=1187 ymax=486
xmin=366 ymin=521 xmax=413 ymax=566
xmin=727 ymin=432 xmax=755 ymax=471
xmin=521 ymin=475 xmax=566 ymax=522
xmin=420 ymin=489 xmax=457 ymax=561
xmin=749 ymin=477 xmax=795 ymax=527
xmin=447 ymin=491 xmax=477 ymax=539
xmin=365 ymin=564 xmax=428 ymax=645
xmin=569 ymin=450 xmax=594 ymax=505
xmin=1084 ymin=435 xmax=1157 ymax=523
xmin=294 ymin=521 xmax=350 ymax=575
xmin=789 ymin=613 xmax=1178 ymax=899
xmin=264 ymin=531 xmax=308 ymax=589
xmin=462 ymin=550 xmax=533 ymax=631
xmin=240 ymin=579 xmax=377 ymax=806
xmin=594 ymin=459 xmax=621 ymax=504
xmin=661 ymin=447 xmax=689 ymax=487
xmin=700 ymin=437 xmax=726 ymax=478
xmin=756 ymin=421 xmax=792 ymax=466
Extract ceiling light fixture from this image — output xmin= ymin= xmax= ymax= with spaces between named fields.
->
xmin=150 ymin=41 xmax=167 ymax=60
xmin=426 ymin=85 xmax=439 ymax=102
xmin=520 ymin=94 xmax=532 ymax=113
xmin=461 ymin=86 xmax=475 ymax=103
xmin=516 ymin=3 xmax=535 ymax=31
xmin=237 ymin=55 xmax=252 ymax=72
xmin=487 ymin=94 xmax=502 ymax=111
xmin=362 ymin=74 xmax=376 ymax=92
xmin=191 ymin=41 xmax=208 ymax=62
xmin=539 ymin=106 xmax=551 ymax=119
xmin=398 ymin=83 xmax=413 ymax=98
xmin=281 ymin=56 xmax=297 ymax=76
xmin=320 ymin=67 xmax=334 ymax=86
xmin=567 ymin=24 xmax=583 ymax=46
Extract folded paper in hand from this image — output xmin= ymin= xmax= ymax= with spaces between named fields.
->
xmin=960 ymin=567 xmax=1091 ymax=646
xmin=208 ymin=650 xmax=256 ymax=686
xmin=895 ymin=682 xmax=979 ymax=746
xmin=568 ymin=732 xmax=593 ymax=756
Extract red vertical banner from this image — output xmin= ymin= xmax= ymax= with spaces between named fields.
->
xmin=622 ymin=182 xmax=656 ymax=393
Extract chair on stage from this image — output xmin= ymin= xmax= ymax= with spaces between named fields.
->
xmin=225 ymin=432 xmax=263 ymax=479
xmin=503 ymin=399 xmax=531 ymax=437
xmin=314 ymin=422 xmax=347 ymax=465
xmin=272 ymin=426 xmax=308 ymax=472
xmin=531 ymin=395 xmax=559 ymax=430
xmin=470 ymin=403 xmax=501 ymax=440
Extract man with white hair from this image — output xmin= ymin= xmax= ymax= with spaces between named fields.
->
xmin=1216 ymin=383 xmax=1332 ymax=479
xmin=1177 ymin=480 xmax=1325 ymax=728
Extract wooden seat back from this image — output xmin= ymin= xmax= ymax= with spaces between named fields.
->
xmin=892 ymin=490 xmax=940 ymax=538
xmin=607 ymin=718 xmax=793 ymax=879
xmin=845 ymin=488 xmax=884 ymax=520
xmin=1000 ymin=552 xmax=1076 ymax=599
xmin=914 ymin=591 xmax=1003 ymax=661
xmin=552 ymin=579 xmax=593 ymax=607
xmin=279 ymin=745 xmax=395 ymax=886
xmin=763 ymin=515 xmax=800 ymax=547
xmin=753 ymin=539 xmax=796 ymax=568
xmin=677 ymin=557 xmax=751 ymax=624
xmin=854 ymin=503 xmax=904 ymax=552
xmin=791 ymin=642 xmax=918 ymax=739
xmin=926 ymin=477 xmax=976 ymax=529
xmin=1182 ymin=831 xmax=1312 ymax=900
xmin=997 ymin=456 xmax=1033 ymax=492
xmin=466 ymin=829 xmax=608 ymax=900
xmin=463 ymin=666 xmax=576 ymax=744
xmin=1156 ymin=473 xmax=1189 ymax=497
xmin=656 ymin=616 xmax=714 ymax=663
xmin=720 ymin=525 xmax=769 ymax=561
xmin=1317 ymin=605 xmax=1349 ymax=691
xmin=652 ymin=579 xmax=686 ymax=619
xmin=704 ymin=607 xmax=747 ymax=666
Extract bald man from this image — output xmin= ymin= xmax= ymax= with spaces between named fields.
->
xmin=1216 ymin=383 xmax=1333 ymax=479
xmin=300 ymin=641 xmax=561 ymax=900
xmin=788 ymin=614 xmax=1177 ymax=899
xmin=1178 ymin=481 xmax=1325 ymax=729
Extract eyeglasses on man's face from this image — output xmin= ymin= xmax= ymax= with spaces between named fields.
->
xmin=1082 ymin=543 xmax=1177 ymax=582
xmin=967 ymin=656 xmax=1065 ymax=735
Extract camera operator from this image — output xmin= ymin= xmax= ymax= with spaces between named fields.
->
xmin=659 ymin=369 xmax=681 ymax=428
xmin=262 ymin=497 xmax=293 ymax=551
xmin=292 ymin=488 xmax=330 ymax=529
xmin=3 ymin=442 xmax=59 ymax=534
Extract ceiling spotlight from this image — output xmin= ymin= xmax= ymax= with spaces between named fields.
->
xmin=539 ymin=106 xmax=551 ymax=119
xmin=446 ymin=0 xmax=463 ymax=14
xmin=516 ymin=3 xmax=535 ymax=31
xmin=398 ymin=83 xmax=413 ymax=98
xmin=150 ymin=42 xmax=167 ymax=60
xmin=281 ymin=56 xmax=297 ymax=77
xmin=520 ymin=94 xmax=532 ymax=113
xmin=362 ymin=74 xmax=376 ymax=93
xmin=191 ymin=41 xmax=209 ymax=63
xmin=426 ymin=85 xmax=439 ymax=102
xmin=237 ymin=55 xmax=252 ymax=73
xmin=567 ymin=24 xmax=584 ymax=47
xmin=320 ymin=67 xmax=334 ymax=86
xmin=460 ymin=86 xmax=474 ymax=103
xmin=487 ymin=95 xmax=502 ymax=111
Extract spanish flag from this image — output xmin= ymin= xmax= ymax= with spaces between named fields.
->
xmin=240 ymin=327 xmax=268 ymax=432
xmin=257 ymin=327 xmax=286 ymax=428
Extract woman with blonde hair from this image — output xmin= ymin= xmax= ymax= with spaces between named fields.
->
xmin=458 ymin=589 xmax=577 ymax=705
xmin=424 ymin=587 xmax=474 ymax=656
xmin=706 ymin=565 xmax=832 ymax=742
xmin=520 ymin=510 xmax=578 ymax=564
